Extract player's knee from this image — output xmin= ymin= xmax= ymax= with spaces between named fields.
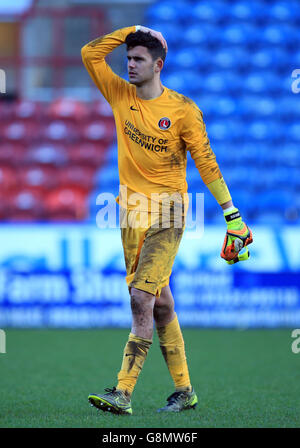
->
xmin=153 ymin=300 xmax=174 ymax=324
xmin=130 ymin=288 xmax=154 ymax=315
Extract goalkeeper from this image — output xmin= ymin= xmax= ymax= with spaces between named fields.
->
xmin=81 ymin=25 xmax=253 ymax=415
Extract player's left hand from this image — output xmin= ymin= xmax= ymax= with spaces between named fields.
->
xmin=138 ymin=26 xmax=168 ymax=53
xmin=221 ymin=208 xmax=253 ymax=264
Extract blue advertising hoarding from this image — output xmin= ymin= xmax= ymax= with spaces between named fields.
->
xmin=0 ymin=224 xmax=299 ymax=328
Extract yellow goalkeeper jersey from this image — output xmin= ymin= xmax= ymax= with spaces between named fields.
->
xmin=81 ymin=26 xmax=222 ymax=210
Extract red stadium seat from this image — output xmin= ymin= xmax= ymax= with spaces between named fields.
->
xmin=80 ymin=120 xmax=115 ymax=143
xmin=1 ymin=121 xmax=39 ymax=143
xmin=18 ymin=165 xmax=58 ymax=192
xmin=12 ymin=100 xmax=45 ymax=120
xmin=0 ymin=144 xmax=27 ymax=166
xmin=25 ymin=143 xmax=68 ymax=166
xmin=0 ymin=165 xmax=18 ymax=191
xmin=0 ymin=190 xmax=10 ymax=219
xmin=57 ymin=165 xmax=97 ymax=191
xmin=45 ymin=186 xmax=88 ymax=221
xmin=67 ymin=143 xmax=108 ymax=166
xmin=40 ymin=120 xmax=79 ymax=143
xmin=0 ymin=101 xmax=15 ymax=121
xmin=7 ymin=189 xmax=45 ymax=222
xmin=46 ymin=98 xmax=89 ymax=122
xmin=91 ymin=99 xmax=114 ymax=118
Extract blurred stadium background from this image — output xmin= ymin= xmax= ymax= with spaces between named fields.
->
xmin=0 ymin=0 xmax=299 ymax=329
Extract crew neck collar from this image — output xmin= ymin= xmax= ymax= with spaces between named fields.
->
xmin=136 ymin=86 xmax=167 ymax=102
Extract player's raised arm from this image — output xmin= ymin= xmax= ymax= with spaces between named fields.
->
xmin=181 ymin=101 xmax=253 ymax=264
xmin=81 ymin=26 xmax=136 ymax=105
xmin=81 ymin=26 xmax=167 ymax=106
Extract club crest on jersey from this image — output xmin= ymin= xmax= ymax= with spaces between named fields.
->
xmin=158 ymin=117 xmax=171 ymax=130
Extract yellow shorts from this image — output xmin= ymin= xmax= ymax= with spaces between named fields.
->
xmin=120 ymin=207 xmax=184 ymax=297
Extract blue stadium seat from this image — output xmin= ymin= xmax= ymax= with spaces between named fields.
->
xmin=146 ymin=22 xmax=183 ymax=48
xmin=193 ymin=95 xmax=219 ymax=117
xmin=254 ymin=211 xmax=288 ymax=226
xmin=243 ymin=71 xmax=281 ymax=94
xmin=287 ymin=123 xmax=300 ymax=142
xmin=220 ymin=142 xmax=263 ymax=165
xmin=283 ymin=73 xmax=297 ymax=95
xmin=145 ymin=2 xmax=188 ymax=23
xmin=186 ymin=165 xmax=202 ymax=190
xmin=214 ymin=47 xmax=250 ymax=70
xmin=278 ymin=96 xmax=300 ymax=118
xmin=268 ymin=1 xmax=300 ymax=22
xmin=262 ymin=24 xmax=297 ymax=45
xmin=256 ymin=167 xmax=295 ymax=189
xmin=213 ymin=145 xmax=236 ymax=166
xmin=250 ymin=47 xmax=288 ymax=69
xmin=222 ymin=23 xmax=260 ymax=45
xmin=207 ymin=121 xmax=232 ymax=142
xmin=95 ymin=164 xmax=119 ymax=191
xmin=221 ymin=166 xmax=257 ymax=189
xmin=241 ymin=96 xmax=277 ymax=118
xmin=274 ymin=143 xmax=299 ymax=167
xmin=273 ymin=167 xmax=296 ymax=187
xmin=189 ymin=1 xmax=226 ymax=23
xmin=229 ymin=190 xmax=254 ymax=212
xmin=246 ymin=120 xmax=284 ymax=142
xmin=171 ymin=48 xmax=209 ymax=70
xmin=292 ymin=51 xmax=300 ymax=68
xmin=209 ymin=97 xmax=237 ymax=117
xmin=246 ymin=144 xmax=276 ymax=165
xmin=257 ymin=190 xmax=291 ymax=212
xmin=183 ymin=24 xmax=222 ymax=46
xmin=163 ymin=70 xmax=204 ymax=95
xmin=253 ymin=97 xmax=277 ymax=118
xmin=202 ymin=72 xmax=242 ymax=94
xmin=161 ymin=72 xmax=186 ymax=93
xmin=181 ymin=71 xmax=205 ymax=94
xmin=228 ymin=0 xmax=267 ymax=23
xmin=203 ymin=190 xmax=219 ymax=217
xmin=236 ymin=95 xmax=259 ymax=117
xmin=228 ymin=1 xmax=263 ymax=22
xmin=207 ymin=119 xmax=244 ymax=143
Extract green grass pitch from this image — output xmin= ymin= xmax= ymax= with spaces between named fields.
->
xmin=0 ymin=328 xmax=300 ymax=428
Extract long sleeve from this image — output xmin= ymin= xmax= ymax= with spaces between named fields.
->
xmin=181 ymin=101 xmax=222 ymax=185
xmin=81 ymin=26 xmax=136 ymax=106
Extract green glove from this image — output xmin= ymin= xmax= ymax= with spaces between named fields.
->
xmin=221 ymin=207 xmax=253 ymax=263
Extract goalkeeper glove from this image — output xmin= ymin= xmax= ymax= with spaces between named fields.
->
xmin=221 ymin=207 xmax=253 ymax=264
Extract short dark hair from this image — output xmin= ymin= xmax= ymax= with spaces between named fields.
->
xmin=125 ymin=30 xmax=166 ymax=62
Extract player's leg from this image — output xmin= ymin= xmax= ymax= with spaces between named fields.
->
xmin=88 ymin=287 xmax=154 ymax=416
xmin=89 ymin=210 xmax=151 ymax=415
xmin=115 ymin=213 xmax=184 ymax=403
xmin=116 ymin=287 xmax=155 ymax=398
xmin=116 ymin=210 xmax=156 ymax=398
xmin=154 ymin=286 xmax=198 ymax=412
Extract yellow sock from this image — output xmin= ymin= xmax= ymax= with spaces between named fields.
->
xmin=156 ymin=314 xmax=192 ymax=392
xmin=117 ymin=333 xmax=152 ymax=397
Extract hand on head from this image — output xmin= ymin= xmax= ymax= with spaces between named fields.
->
xmin=138 ymin=26 xmax=168 ymax=53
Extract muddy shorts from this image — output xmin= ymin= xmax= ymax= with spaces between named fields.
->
xmin=120 ymin=207 xmax=185 ymax=297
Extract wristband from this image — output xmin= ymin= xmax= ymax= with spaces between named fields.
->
xmin=206 ymin=177 xmax=231 ymax=205
xmin=224 ymin=208 xmax=241 ymax=223
xmin=223 ymin=205 xmax=235 ymax=214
